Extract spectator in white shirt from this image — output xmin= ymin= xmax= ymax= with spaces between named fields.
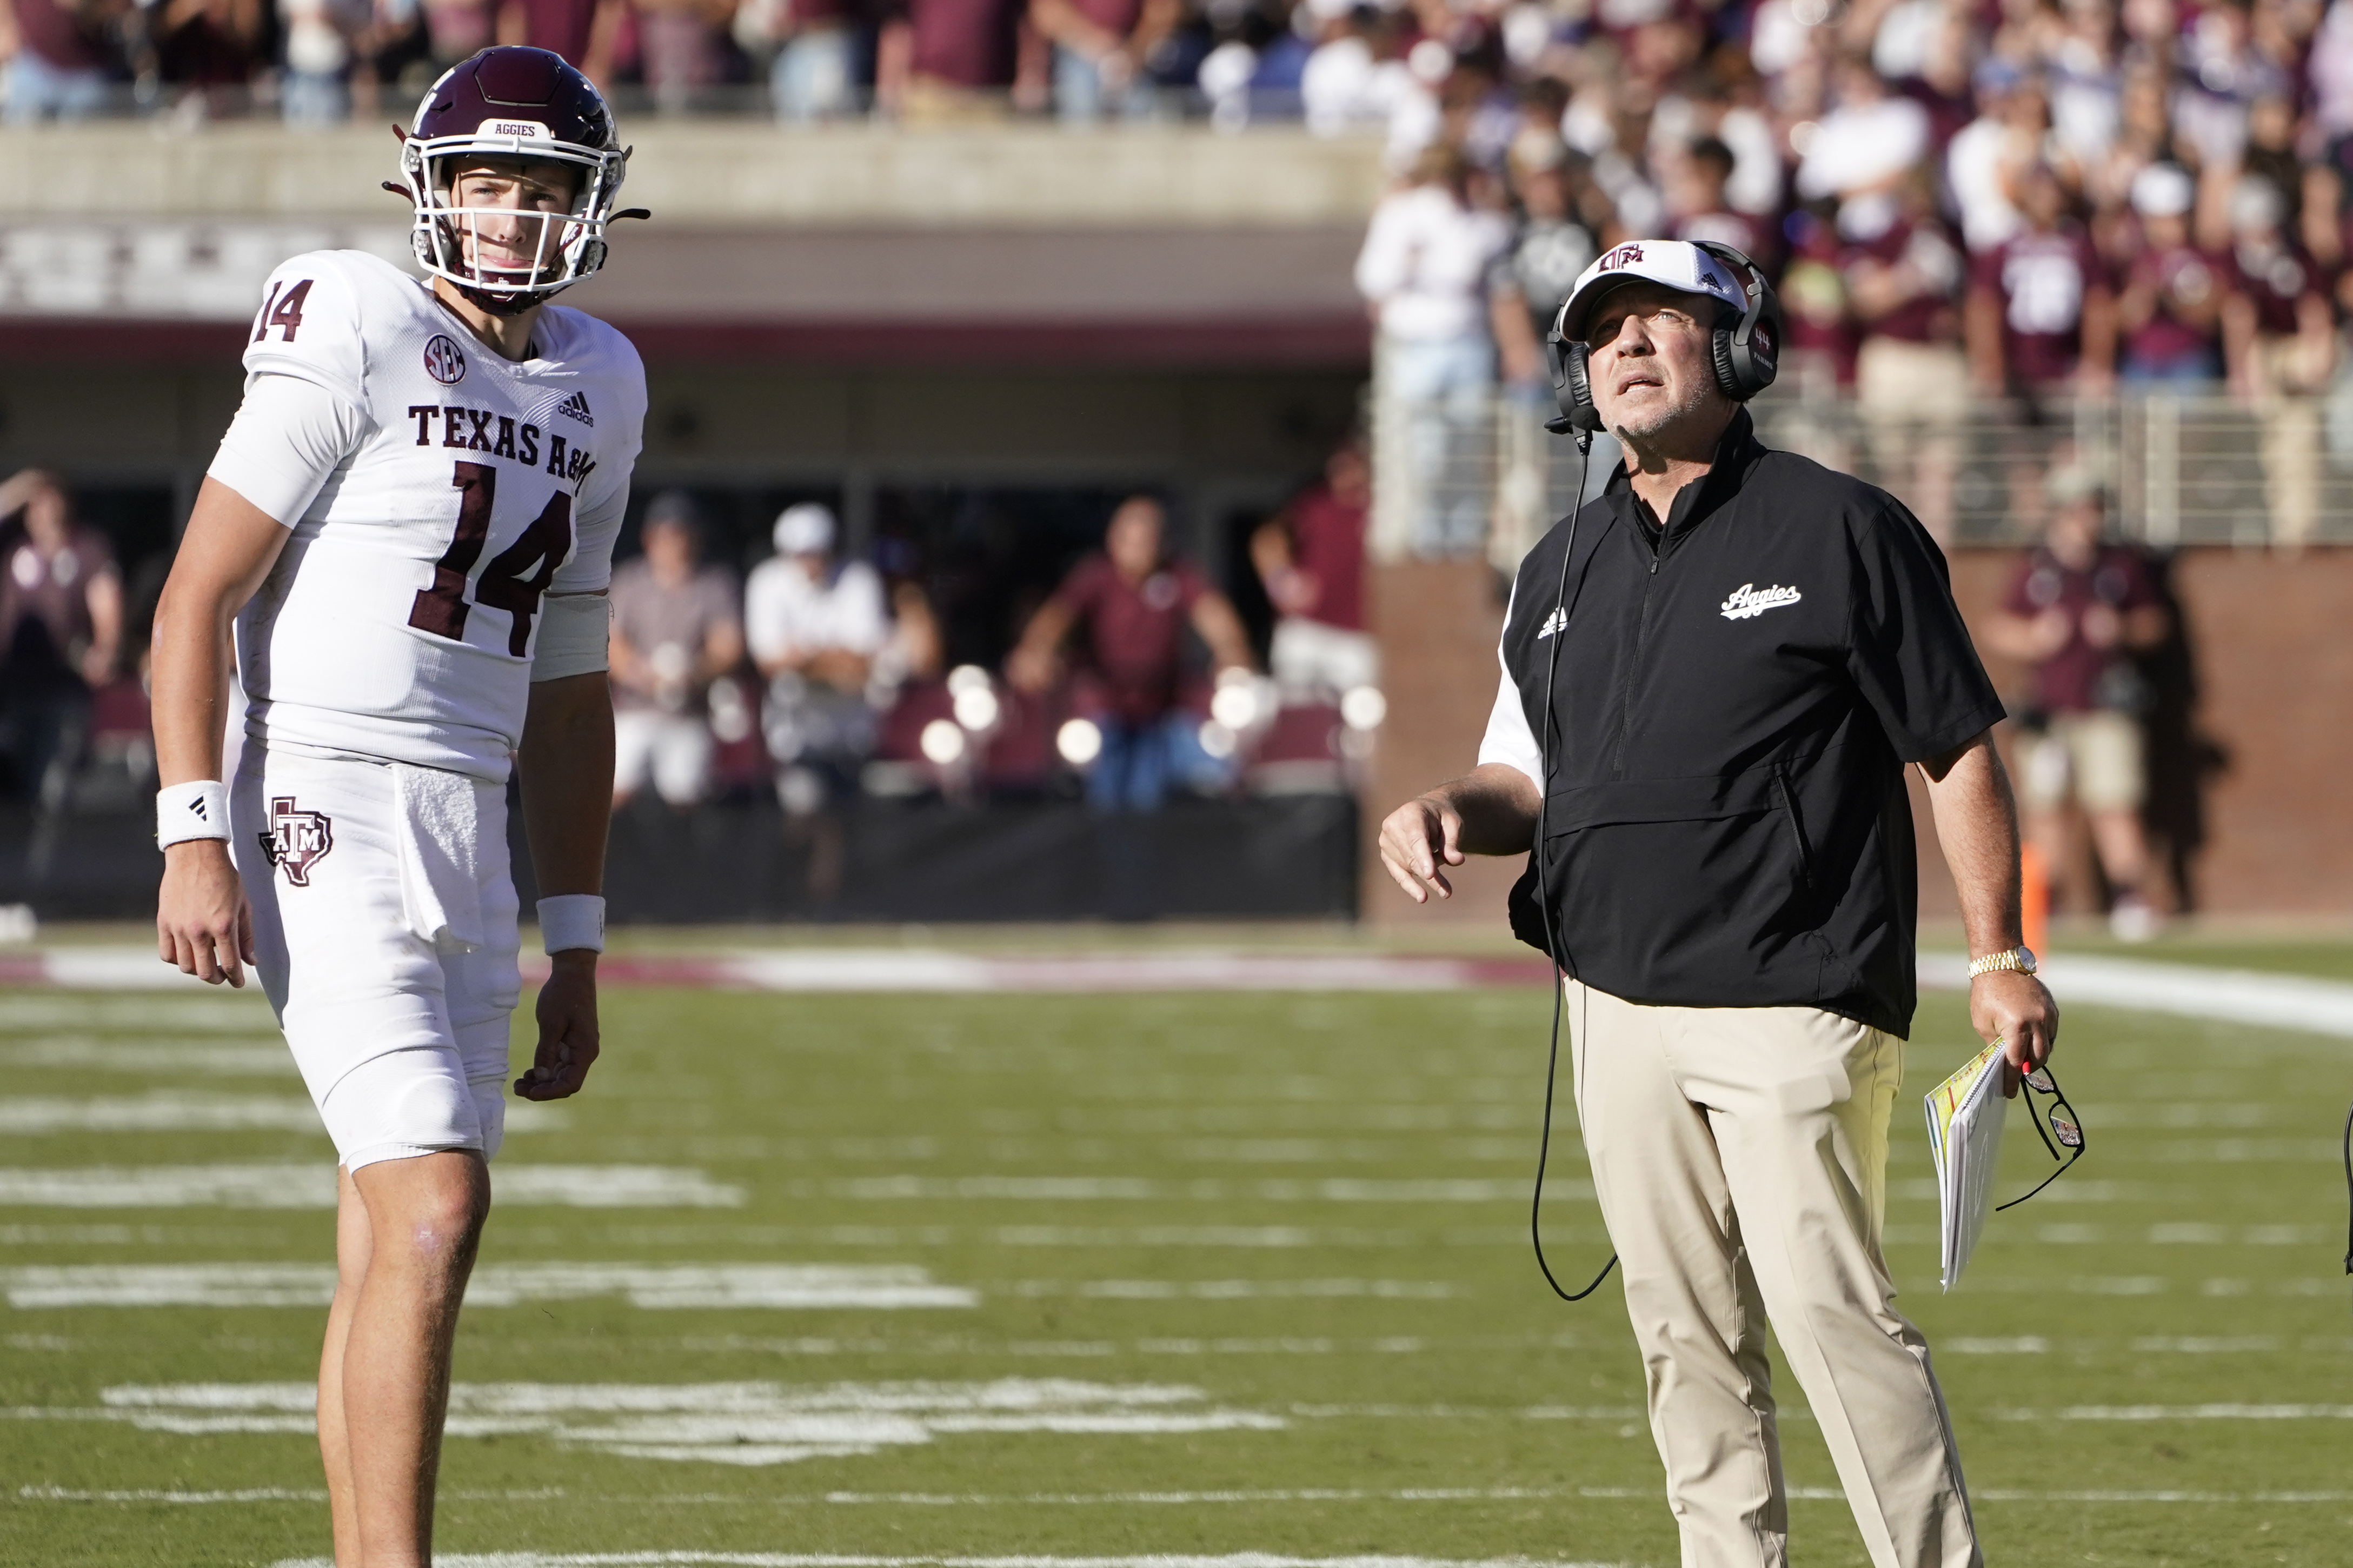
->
xmin=1794 ymin=52 xmax=1932 ymax=209
xmin=1354 ymin=142 xmax=1513 ymax=556
xmin=1947 ymin=60 xmax=2051 ymax=253
xmin=743 ymin=503 xmax=890 ymax=815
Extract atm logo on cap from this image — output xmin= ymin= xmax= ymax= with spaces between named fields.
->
xmin=1598 ymin=243 xmax=1647 ymax=271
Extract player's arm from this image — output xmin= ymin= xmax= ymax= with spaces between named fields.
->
xmin=518 ymin=396 xmax=634 ymax=1100
xmin=515 ymin=664 xmax=612 ymax=1100
xmin=151 ymin=479 xmax=294 ymax=986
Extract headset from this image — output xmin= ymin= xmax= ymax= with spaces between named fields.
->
xmin=1523 ymin=241 xmax=1784 ymax=1303
xmin=1541 ymin=240 xmax=1784 ymax=437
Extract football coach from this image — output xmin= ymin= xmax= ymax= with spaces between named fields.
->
xmin=1379 ymin=240 xmax=2059 ymax=1568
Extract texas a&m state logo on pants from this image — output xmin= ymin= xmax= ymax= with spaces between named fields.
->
xmin=257 ymin=797 xmax=335 ymax=886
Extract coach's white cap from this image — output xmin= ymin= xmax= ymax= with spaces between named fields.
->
xmin=774 ymin=503 xmax=836 ymax=556
xmin=1556 ymin=239 xmax=1751 ymax=343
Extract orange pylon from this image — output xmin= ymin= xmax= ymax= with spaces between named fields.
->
xmin=2019 ymin=842 xmax=2050 ymax=958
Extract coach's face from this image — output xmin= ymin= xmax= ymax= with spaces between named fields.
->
xmin=1585 ymin=282 xmax=1733 ymax=447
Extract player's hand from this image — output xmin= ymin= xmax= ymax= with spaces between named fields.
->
xmin=156 ymin=839 xmax=254 ymax=987
xmin=1378 ymin=793 xmax=1464 ymax=904
xmin=517 ymin=951 xmax=601 ymax=1100
xmin=1972 ymin=969 xmax=2058 ymax=1097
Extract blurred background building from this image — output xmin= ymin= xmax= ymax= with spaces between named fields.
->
xmin=8 ymin=0 xmax=2353 ymax=926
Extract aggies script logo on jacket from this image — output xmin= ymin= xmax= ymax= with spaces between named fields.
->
xmin=1719 ymin=582 xmax=1803 ymax=620
xmin=257 ymin=797 xmax=334 ymax=886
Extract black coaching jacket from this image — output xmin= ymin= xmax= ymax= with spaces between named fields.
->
xmin=1501 ymin=409 xmax=2004 ymax=1038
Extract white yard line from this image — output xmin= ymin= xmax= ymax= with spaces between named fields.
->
xmin=0 ymin=1092 xmax=565 ymax=1135
xmin=0 ymin=1165 xmax=742 ymax=1209
xmin=262 ymin=1556 xmax=1629 ymax=1568
xmin=1917 ymin=952 xmax=2353 ymax=1036
xmin=13 ymin=1379 xmax=1290 ymax=1466
xmin=12 ymin=949 xmax=2353 ymax=1032
xmin=0 ymin=1263 xmax=976 ymax=1310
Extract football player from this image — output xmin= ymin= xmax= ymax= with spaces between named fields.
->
xmin=149 ymin=47 xmax=646 ymax=1565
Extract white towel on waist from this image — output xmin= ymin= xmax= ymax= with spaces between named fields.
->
xmin=391 ymin=762 xmax=488 ymax=954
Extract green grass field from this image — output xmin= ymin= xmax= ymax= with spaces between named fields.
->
xmin=2 ymin=955 xmax=2350 ymax=1567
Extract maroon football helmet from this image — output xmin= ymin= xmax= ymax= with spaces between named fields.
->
xmin=399 ymin=48 xmax=631 ymax=310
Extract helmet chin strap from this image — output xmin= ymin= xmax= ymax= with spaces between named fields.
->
xmin=457 ymin=282 xmax=543 ymax=318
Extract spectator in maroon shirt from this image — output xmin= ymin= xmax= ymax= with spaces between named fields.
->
xmin=0 ymin=470 xmax=122 ymax=804
xmin=876 ymin=0 xmax=1029 ymax=118
xmin=1 ymin=0 xmax=128 ymax=121
xmin=2116 ymin=163 xmax=2226 ymax=386
xmin=1841 ymin=176 xmax=1969 ymax=537
xmin=499 ymin=0 xmax=624 ymax=86
xmin=1030 ymin=0 xmax=1174 ymax=121
xmin=1006 ymin=496 xmax=1257 ymax=812
xmin=1982 ymin=469 xmax=2170 ymax=939
xmin=2222 ymin=175 xmax=2336 ymax=545
xmin=633 ymin=0 xmax=732 ymax=110
xmin=1252 ymin=441 xmax=1376 ymax=707
xmin=1966 ymin=162 xmax=2117 ymax=400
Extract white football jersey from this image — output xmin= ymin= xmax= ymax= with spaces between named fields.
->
xmin=230 ymin=249 xmax=646 ymax=783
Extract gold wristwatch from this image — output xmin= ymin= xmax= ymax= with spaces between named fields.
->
xmin=1968 ymin=945 xmax=2038 ymax=978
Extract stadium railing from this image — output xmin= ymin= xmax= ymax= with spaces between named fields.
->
xmin=1368 ymin=379 xmax=2353 ymax=561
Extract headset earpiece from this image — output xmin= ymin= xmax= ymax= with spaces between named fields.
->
xmin=1710 ymin=326 xmax=1744 ymax=402
xmin=1692 ymin=240 xmax=1783 ymax=403
xmin=1545 ymin=308 xmax=1605 ymax=435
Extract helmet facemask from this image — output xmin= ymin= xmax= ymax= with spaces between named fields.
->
xmin=401 ymin=130 xmax=628 ymax=309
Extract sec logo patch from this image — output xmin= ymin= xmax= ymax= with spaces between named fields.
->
xmin=423 ymin=335 xmax=467 ymax=385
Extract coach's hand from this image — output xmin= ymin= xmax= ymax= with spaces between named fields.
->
xmin=156 ymin=840 xmax=254 ymax=987
xmin=517 ymin=950 xmax=601 ymax=1100
xmin=1973 ymin=968 xmax=2059 ymax=1098
xmin=1379 ymin=794 xmax=1466 ymax=904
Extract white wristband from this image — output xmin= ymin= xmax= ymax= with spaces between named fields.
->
xmin=537 ymin=894 xmax=606 ymax=955
xmin=157 ymin=781 xmax=231 ymax=848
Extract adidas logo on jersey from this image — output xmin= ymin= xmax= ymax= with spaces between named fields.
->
xmin=556 ymin=392 xmax=594 ymax=427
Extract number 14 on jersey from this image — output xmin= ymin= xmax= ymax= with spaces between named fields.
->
xmin=408 ymin=461 xmax=572 ymax=657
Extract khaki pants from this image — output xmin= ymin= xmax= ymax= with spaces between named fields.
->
xmin=1567 ymin=982 xmax=1979 ymax=1568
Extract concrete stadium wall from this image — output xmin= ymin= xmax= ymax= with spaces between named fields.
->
xmin=0 ymin=125 xmax=1385 ymax=358
xmin=0 ymin=123 xmax=1387 ymax=228
xmin=1366 ymin=551 xmax=2353 ymax=928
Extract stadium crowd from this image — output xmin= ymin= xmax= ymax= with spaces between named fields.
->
xmin=1345 ymin=0 xmax=2353 ymax=485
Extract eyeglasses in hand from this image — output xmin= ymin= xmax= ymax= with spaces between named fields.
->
xmin=1995 ymin=1063 xmax=2085 ymax=1212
